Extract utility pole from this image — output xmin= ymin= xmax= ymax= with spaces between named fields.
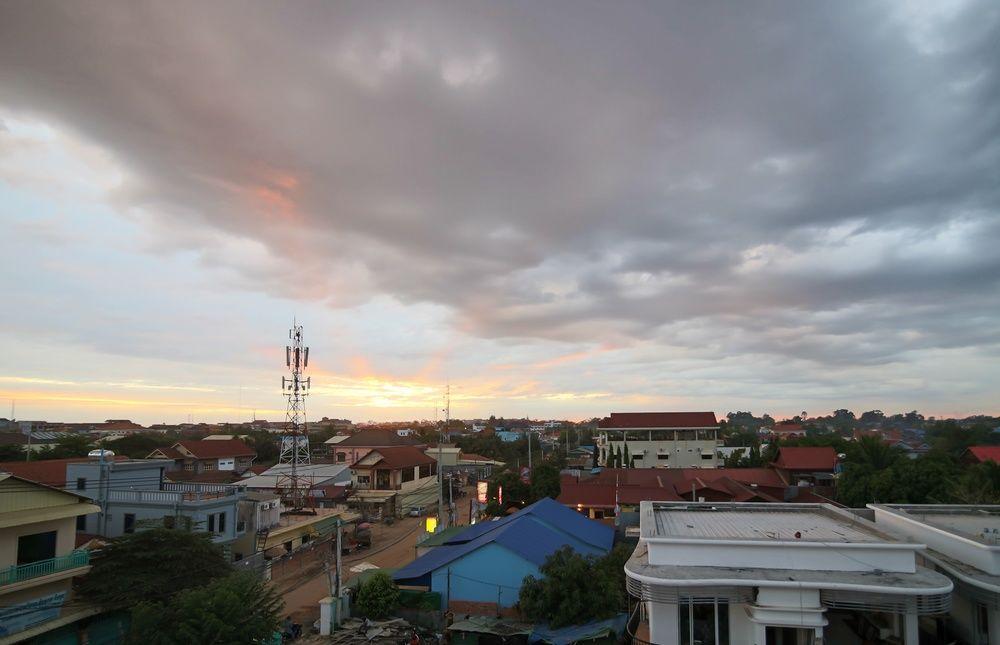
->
xmin=277 ymin=321 xmax=313 ymax=512
xmin=438 ymin=384 xmax=450 ymax=529
xmin=528 ymin=430 xmax=533 ymax=470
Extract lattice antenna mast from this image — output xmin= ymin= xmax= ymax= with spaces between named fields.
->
xmin=277 ymin=321 xmax=312 ymax=510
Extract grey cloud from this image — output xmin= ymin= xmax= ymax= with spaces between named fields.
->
xmin=1 ymin=0 xmax=998 ymax=368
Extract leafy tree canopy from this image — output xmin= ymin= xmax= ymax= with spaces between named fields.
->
xmin=520 ymin=545 xmax=629 ymax=628
xmin=80 ymin=528 xmax=231 ymax=607
xmin=128 ymin=572 xmax=282 ymax=645
xmin=355 ymin=571 xmax=400 ymax=619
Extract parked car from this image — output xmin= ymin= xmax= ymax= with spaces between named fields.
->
xmin=407 ymin=506 xmax=426 ymax=517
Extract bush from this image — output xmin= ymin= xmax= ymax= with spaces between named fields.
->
xmin=355 ymin=571 xmax=400 ymax=618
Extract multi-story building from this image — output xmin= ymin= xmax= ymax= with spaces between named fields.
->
xmin=871 ymin=504 xmax=1000 ymax=645
xmin=0 ymin=473 xmax=98 ymax=641
xmin=66 ymin=459 xmax=246 ymax=546
xmin=330 ymin=430 xmax=426 ymax=465
xmin=597 ymin=412 xmax=721 ymax=469
xmin=349 ymin=447 xmax=437 ymax=516
xmin=146 ymin=439 xmax=256 ymax=475
xmin=626 ymin=501 xmax=953 ymax=645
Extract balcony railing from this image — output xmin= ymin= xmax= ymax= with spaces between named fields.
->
xmin=0 ymin=550 xmax=90 ymax=587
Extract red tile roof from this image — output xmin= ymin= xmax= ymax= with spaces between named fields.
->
xmin=364 ymin=446 xmax=436 ymax=469
xmin=176 ymin=439 xmax=255 ymax=459
xmin=556 ymin=467 xmax=789 ymax=508
xmin=966 ymin=446 xmax=1000 ymax=464
xmin=598 ymin=412 xmax=718 ymax=429
xmin=0 ymin=456 xmax=128 ymax=487
xmin=772 ymin=447 xmax=838 ymax=472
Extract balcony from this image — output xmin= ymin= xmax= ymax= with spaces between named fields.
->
xmin=0 ymin=550 xmax=90 ymax=587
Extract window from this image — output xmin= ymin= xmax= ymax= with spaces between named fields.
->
xmin=650 ymin=429 xmax=676 ymax=441
xmin=701 ymin=453 xmax=714 ymax=460
xmin=17 ymin=531 xmax=57 ymax=565
xmin=203 ymin=462 xmax=215 ymax=471
xmin=625 ymin=430 xmax=649 ymax=442
xmin=123 ymin=514 xmax=136 ymax=534
xmin=657 ymin=453 xmax=670 ymax=460
xmin=336 ymin=452 xmax=346 ymax=463
xmin=76 ymin=515 xmax=87 ymax=531
xmin=208 ymin=514 xmax=216 ymax=533
xmin=218 ymin=512 xmax=226 ymax=534
xmin=401 ymin=467 xmax=415 ymax=483
xmin=419 ymin=464 xmax=430 ymax=478
xmin=679 ymin=598 xmax=729 ymax=645
xmin=76 ymin=477 xmax=87 ymax=491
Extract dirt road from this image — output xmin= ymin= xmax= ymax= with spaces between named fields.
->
xmin=279 ymin=486 xmax=475 ymax=626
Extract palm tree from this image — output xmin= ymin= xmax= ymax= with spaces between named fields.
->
xmin=850 ymin=435 xmax=900 ymax=470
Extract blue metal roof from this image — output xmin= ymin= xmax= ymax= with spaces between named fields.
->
xmin=393 ymin=497 xmax=613 ymax=583
xmin=445 ymin=497 xmax=613 ymax=550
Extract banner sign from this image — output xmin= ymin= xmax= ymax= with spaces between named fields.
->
xmin=520 ymin=467 xmax=531 ymax=484
xmin=476 ymin=481 xmax=488 ymax=504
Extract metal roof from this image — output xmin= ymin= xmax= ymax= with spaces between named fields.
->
xmin=393 ymin=498 xmax=613 ymax=582
xmin=448 ymin=497 xmax=614 ymax=550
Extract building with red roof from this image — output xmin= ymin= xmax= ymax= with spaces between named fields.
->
xmin=146 ymin=439 xmax=256 ymax=475
xmin=0 ymin=455 xmax=129 ymax=488
xmin=348 ymin=446 xmax=438 ymax=517
xmin=962 ymin=445 xmax=1000 ymax=465
xmin=596 ymin=411 xmax=721 ymax=469
xmin=556 ymin=466 xmax=835 ymax=520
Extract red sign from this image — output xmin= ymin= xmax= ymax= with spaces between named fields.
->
xmin=497 ymin=485 xmax=503 ymax=506
xmin=476 ymin=481 xmax=488 ymax=504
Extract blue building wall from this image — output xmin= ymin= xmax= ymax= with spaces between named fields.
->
xmin=429 ymin=543 xmax=538 ymax=607
xmin=495 ymin=431 xmax=522 ymax=443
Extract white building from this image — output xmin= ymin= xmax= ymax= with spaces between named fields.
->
xmin=626 ymin=501 xmax=952 ymax=644
xmin=871 ymin=504 xmax=1000 ymax=644
xmin=597 ymin=412 xmax=721 ymax=469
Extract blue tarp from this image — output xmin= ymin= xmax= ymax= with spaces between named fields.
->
xmin=528 ymin=614 xmax=628 ymax=645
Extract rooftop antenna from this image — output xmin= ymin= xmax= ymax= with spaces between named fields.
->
xmin=276 ymin=320 xmax=314 ymax=513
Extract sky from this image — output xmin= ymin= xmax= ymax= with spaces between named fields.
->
xmin=0 ymin=1 xmax=998 ymax=425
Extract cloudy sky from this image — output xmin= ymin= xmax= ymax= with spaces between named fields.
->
xmin=0 ymin=1 xmax=997 ymax=424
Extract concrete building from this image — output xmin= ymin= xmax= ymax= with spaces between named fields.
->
xmin=871 ymin=504 xmax=1000 ymax=644
xmin=626 ymin=501 xmax=953 ymax=644
xmin=0 ymin=474 xmax=99 ymax=641
xmin=597 ymin=412 xmax=721 ymax=469
xmin=65 ymin=459 xmax=246 ymax=546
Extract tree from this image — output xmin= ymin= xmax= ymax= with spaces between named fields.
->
xmin=530 ymin=461 xmax=561 ymax=501
xmin=614 ymin=446 xmax=623 ymax=469
xmin=519 ymin=546 xmax=625 ymax=628
xmin=355 ymin=571 xmax=400 ymax=619
xmin=80 ymin=528 xmax=231 ymax=607
xmin=951 ymin=462 xmax=1000 ymax=504
xmin=108 ymin=432 xmax=177 ymax=459
xmin=591 ymin=446 xmax=599 ymax=469
xmin=622 ymin=443 xmax=631 ymax=469
xmin=128 ymin=572 xmax=282 ymax=645
xmin=34 ymin=434 xmax=94 ymax=460
xmin=0 ymin=445 xmax=25 ymax=461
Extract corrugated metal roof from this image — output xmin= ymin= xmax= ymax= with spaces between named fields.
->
xmin=394 ymin=498 xmax=613 ymax=582
xmin=447 ymin=497 xmax=614 ymax=550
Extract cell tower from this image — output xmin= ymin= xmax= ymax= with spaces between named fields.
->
xmin=276 ymin=321 xmax=313 ymax=512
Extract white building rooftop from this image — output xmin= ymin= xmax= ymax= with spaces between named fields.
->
xmin=651 ymin=505 xmax=884 ymax=543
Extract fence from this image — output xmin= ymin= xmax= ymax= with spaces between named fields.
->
xmin=0 ymin=550 xmax=90 ymax=586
